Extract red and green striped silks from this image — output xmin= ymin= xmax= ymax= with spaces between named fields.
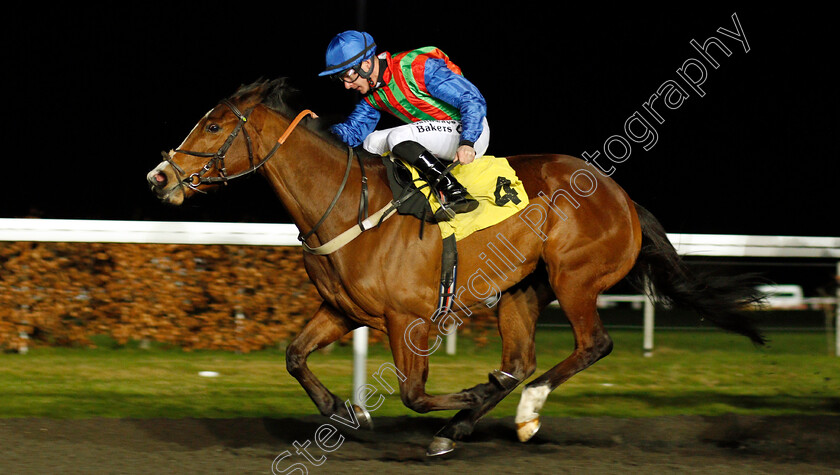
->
xmin=364 ymin=47 xmax=463 ymax=123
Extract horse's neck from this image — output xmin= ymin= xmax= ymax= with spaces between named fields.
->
xmin=257 ymin=109 xmax=373 ymax=246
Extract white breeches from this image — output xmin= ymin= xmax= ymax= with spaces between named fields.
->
xmin=362 ymin=117 xmax=490 ymax=160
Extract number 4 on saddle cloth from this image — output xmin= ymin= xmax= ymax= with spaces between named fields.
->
xmin=380 ymin=153 xmax=530 ymax=316
xmin=380 ymin=154 xmax=529 ymax=240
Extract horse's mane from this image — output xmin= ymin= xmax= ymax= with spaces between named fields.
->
xmin=229 ymin=77 xmax=346 ymax=149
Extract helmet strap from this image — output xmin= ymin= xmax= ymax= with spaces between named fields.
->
xmin=355 ymin=58 xmax=376 ymax=88
xmin=359 ymin=57 xmax=386 ymax=89
xmin=357 ymin=59 xmax=373 ymax=78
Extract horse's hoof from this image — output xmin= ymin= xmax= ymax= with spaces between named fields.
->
xmin=426 ymin=436 xmax=455 ymax=456
xmin=352 ymin=404 xmax=374 ymax=430
xmin=516 ymin=417 xmax=540 ymax=442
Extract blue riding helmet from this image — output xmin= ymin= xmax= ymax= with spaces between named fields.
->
xmin=318 ymin=30 xmax=377 ymax=77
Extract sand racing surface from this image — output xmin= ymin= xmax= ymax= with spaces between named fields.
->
xmin=3 ymin=414 xmax=839 ymax=474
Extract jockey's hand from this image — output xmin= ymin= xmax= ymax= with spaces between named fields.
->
xmin=455 ymin=145 xmax=476 ymax=165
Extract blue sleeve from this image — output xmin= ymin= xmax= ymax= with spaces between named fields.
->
xmin=423 ymin=58 xmax=487 ymax=146
xmin=329 ymin=100 xmax=381 ymax=147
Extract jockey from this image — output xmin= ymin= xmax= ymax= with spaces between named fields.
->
xmin=319 ymin=30 xmax=490 ymax=219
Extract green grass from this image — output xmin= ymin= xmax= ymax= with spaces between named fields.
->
xmin=1 ymin=329 xmax=837 ymax=420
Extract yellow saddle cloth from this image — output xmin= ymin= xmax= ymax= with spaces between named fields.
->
xmin=403 ymin=155 xmax=529 ymax=241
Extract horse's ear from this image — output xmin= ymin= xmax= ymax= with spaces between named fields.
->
xmin=264 ymin=77 xmax=303 ymax=112
xmin=272 ymin=77 xmax=299 ymax=99
xmin=231 ymin=78 xmax=267 ymax=108
xmin=230 ymin=77 xmax=304 ymax=115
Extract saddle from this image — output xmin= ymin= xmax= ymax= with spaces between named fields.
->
xmin=380 ymin=154 xmax=528 ymax=237
xmin=379 ymin=152 xmax=530 ymax=316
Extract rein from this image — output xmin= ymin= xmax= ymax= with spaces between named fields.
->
xmin=164 ymin=99 xmax=377 ymax=255
xmin=297 ymin=146 xmax=368 ymax=249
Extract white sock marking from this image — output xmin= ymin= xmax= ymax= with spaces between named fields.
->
xmin=516 ymin=385 xmax=550 ymax=423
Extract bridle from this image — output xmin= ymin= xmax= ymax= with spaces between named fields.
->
xmin=161 ymin=98 xmax=375 ymax=253
xmin=163 ymin=99 xmax=315 ymax=193
xmin=164 ymin=100 xmax=253 ymax=193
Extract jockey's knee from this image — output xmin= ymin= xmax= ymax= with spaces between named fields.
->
xmin=391 ymin=140 xmax=427 ymax=163
xmin=386 ymin=127 xmax=420 ymax=152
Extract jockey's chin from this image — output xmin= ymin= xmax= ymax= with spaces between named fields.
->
xmin=345 ymin=78 xmax=371 ymax=95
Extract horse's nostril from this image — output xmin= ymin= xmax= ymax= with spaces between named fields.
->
xmin=153 ymin=172 xmax=168 ymax=187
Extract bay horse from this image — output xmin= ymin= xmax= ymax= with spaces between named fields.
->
xmin=147 ymin=78 xmax=764 ymax=455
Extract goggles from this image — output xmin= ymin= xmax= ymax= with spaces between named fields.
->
xmin=331 ymin=67 xmax=360 ymax=83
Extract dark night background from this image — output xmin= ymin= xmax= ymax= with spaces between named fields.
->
xmin=4 ymin=3 xmax=837 ymax=238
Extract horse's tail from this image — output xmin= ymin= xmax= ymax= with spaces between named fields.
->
xmin=626 ymin=202 xmax=767 ymax=345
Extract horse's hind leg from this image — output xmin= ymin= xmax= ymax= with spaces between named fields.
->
xmin=286 ymin=302 xmax=371 ymax=426
xmin=431 ymin=274 xmax=552 ymax=451
xmin=515 ymin=274 xmax=613 ymax=442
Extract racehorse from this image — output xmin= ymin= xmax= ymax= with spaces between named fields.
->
xmin=147 ymin=78 xmax=764 ymax=456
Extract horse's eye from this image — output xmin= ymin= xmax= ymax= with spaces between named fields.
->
xmin=206 ymin=124 xmax=221 ymax=133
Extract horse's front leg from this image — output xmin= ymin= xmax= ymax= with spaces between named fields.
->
xmin=286 ymin=302 xmax=370 ymax=425
xmin=386 ymin=314 xmax=488 ymax=414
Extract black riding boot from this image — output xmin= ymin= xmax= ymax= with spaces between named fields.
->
xmin=413 ymin=151 xmax=479 ymax=220
xmin=391 ymin=141 xmax=479 ymax=220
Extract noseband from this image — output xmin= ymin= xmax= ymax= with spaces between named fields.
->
xmin=163 ymin=100 xmax=315 ymax=193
